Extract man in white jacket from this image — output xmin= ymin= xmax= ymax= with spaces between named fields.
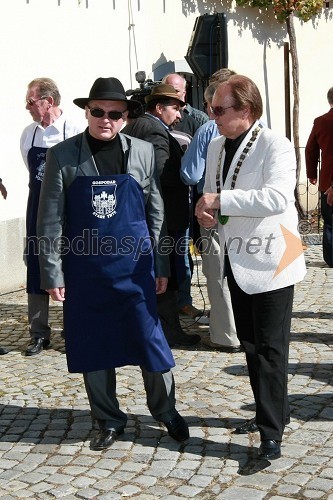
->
xmin=195 ymin=75 xmax=306 ymax=460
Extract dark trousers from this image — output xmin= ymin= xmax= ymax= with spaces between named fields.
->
xmin=321 ymin=193 xmax=333 ymax=267
xmin=83 ymin=367 xmax=177 ymax=432
xmin=28 ymin=293 xmax=51 ymax=339
xmin=226 ymin=262 xmax=294 ymax=442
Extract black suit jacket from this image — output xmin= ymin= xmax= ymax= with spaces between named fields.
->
xmin=123 ymin=114 xmax=190 ymax=231
xmin=173 ymin=109 xmax=200 ymax=137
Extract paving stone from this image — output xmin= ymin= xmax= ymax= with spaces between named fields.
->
xmin=1 ymin=246 xmax=333 ymax=497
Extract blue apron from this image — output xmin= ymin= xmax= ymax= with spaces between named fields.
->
xmin=25 ymin=124 xmax=65 ymax=294
xmin=63 ymin=174 xmax=175 ymax=374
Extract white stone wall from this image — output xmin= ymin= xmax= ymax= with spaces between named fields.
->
xmin=0 ymin=0 xmax=331 ymax=291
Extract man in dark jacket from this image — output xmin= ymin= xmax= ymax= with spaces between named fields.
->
xmin=123 ymin=84 xmax=201 ymax=347
xmin=162 ymin=73 xmax=209 ymax=319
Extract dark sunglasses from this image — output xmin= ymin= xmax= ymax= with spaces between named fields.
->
xmin=88 ymin=107 xmax=125 ymax=120
xmin=210 ymin=105 xmax=234 ymax=116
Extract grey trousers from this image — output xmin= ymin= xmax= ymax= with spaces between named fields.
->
xmin=83 ymin=367 xmax=177 ymax=431
xmin=200 ymin=227 xmax=239 ymax=347
xmin=28 ymin=293 xmax=51 ymax=339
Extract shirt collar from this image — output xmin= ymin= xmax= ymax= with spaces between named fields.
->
xmin=145 ymin=112 xmax=170 ymax=130
xmin=38 ymin=110 xmax=65 ymax=132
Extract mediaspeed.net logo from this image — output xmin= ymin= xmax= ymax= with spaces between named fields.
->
xmin=206 ymin=223 xmax=304 ymax=279
xmin=24 ymin=224 xmax=305 ymax=276
xmin=274 ymin=224 xmax=304 ymax=278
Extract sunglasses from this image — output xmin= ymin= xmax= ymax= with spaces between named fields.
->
xmin=88 ymin=107 xmax=125 ymax=120
xmin=26 ymin=96 xmax=48 ymax=106
xmin=210 ymin=105 xmax=234 ymax=116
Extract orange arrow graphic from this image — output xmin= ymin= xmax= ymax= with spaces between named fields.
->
xmin=274 ymin=224 xmax=304 ymax=278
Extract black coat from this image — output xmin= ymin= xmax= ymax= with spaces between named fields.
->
xmin=173 ymin=109 xmax=200 ymax=137
xmin=123 ymin=114 xmax=190 ymax=231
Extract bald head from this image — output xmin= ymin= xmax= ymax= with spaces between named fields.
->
xmin=162 ymin=73 xmax=187 ymax=103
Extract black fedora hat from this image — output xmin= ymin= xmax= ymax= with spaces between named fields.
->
xmin=74 ymin=77 xmax=140 ymax=111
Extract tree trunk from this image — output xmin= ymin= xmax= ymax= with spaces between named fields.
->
xmin=286 ymin=13 xmax=304 ymax=217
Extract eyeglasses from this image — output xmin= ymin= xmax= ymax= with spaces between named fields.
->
xmin=88 ymin=107 xmax=125 ymax=120
xmin=210 ymin=105 xmax=234 ymax=116
xmin=25 ymin=96 xmax=48 ymax=106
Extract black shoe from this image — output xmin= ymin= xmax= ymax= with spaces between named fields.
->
xmin=158 ymin=290 xmax=201 ymax=348
xmin=90 ymin=428 xmax=124 ymax=450
xmin=222 ymin=345 xmax=244 ymax=353
xmin=202 ymin=338 xmax=244 ymax=353
xmin=235 ymin=417 xmax=258 ymax=434
xmin=258 ymin=440 xmax=281 ymax=460
xmin=169 ymin=332 xmax=201 ymax=348
xmin=0 ymin=346 xmax=9 ymax=355
xmin=235 ymin=415 xmax=291 ymax=434
xmin=164 ymin=412 xmax=189 ymax=442
xmin=179 ymin=304 xmax=204 ymax=318
xmin=25 ymin=338 xmax=51 ymax=356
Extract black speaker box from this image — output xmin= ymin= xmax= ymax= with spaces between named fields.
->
xmin=185 ymin=13 xmax=228 ymax=81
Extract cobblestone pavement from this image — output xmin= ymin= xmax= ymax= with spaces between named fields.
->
xmin=0 ymin=245 xmax=333 ymax=499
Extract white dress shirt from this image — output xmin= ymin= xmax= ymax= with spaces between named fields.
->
xmin=20 ymin=111 xmax=86 ymax=168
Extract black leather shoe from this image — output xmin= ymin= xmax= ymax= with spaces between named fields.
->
xmin=90 ymin=428 xmax=124 ymax=450
xmin=258 ymin=440 xmax=281 ymax=460
xmin=221 ymin=345 xmax=244 ymax=353
xmin=169 ymin=333 xmax=201 ymax=348
xmin=164 ymin=412 xmax=189 ymax=442
xmin=235 ymin=415 xmax=291 ymax=434
xmin=0 ymin=346 xmax=9 ymax=355
xmin=25 ymin=338 xmax=50 ymax=356
xmin=235 ymin=417 xmax=258 ymax=434
xmin=202 ymin=337 xmax=244 ymax=352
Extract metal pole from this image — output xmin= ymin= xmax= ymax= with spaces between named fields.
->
xmin=217 ymin=13 xmax=228 ymax=69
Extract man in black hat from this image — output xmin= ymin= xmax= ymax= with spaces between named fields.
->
xmin=123 ymin=84 xmax=201 ymax=348
xmin=37 ymin=77 xmax=189 ymax=450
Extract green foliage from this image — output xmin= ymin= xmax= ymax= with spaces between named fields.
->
xmin=235 ymin=0 xmax=323 ymax=22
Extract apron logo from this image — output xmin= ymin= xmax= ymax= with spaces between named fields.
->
xmin=91 ymin=181 xmax=117 ymax=219
xmin=35 ymin=154 xmax=46 ymax=182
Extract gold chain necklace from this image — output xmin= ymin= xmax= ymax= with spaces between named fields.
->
xmin=216 ymin=124 xmax=263 ymax=225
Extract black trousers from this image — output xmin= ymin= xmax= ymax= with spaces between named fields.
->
xmin=28 ymin=293 xmax=51 ymax=339
xmin=226 ymin=260 xmax=294 ymax=442
xmin=320 ymin=192 xmax=333 ymax=267
xmin=83 ymin=367 xmax=177 ymax=432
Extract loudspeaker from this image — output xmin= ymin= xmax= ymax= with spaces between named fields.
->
xmin=185 ymin=13 xmax=228 ymax=81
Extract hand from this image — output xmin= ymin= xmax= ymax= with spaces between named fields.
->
xmin=156 ymin=277 xmax=168 ymax=295
xmin=0 ymin=181 xmax=7 ymax=200
xmin=197 ymin=211 xmax=217 ymax=229
xmin=308 ymin=178 xmax=317 ymax=185
xmin=195 ymin=193 xmax=220 ymax=219
xmin=324 ymin=186 xmax=333 ymax=206
xmin=46 ymin=287 xmax=65 ymax=302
